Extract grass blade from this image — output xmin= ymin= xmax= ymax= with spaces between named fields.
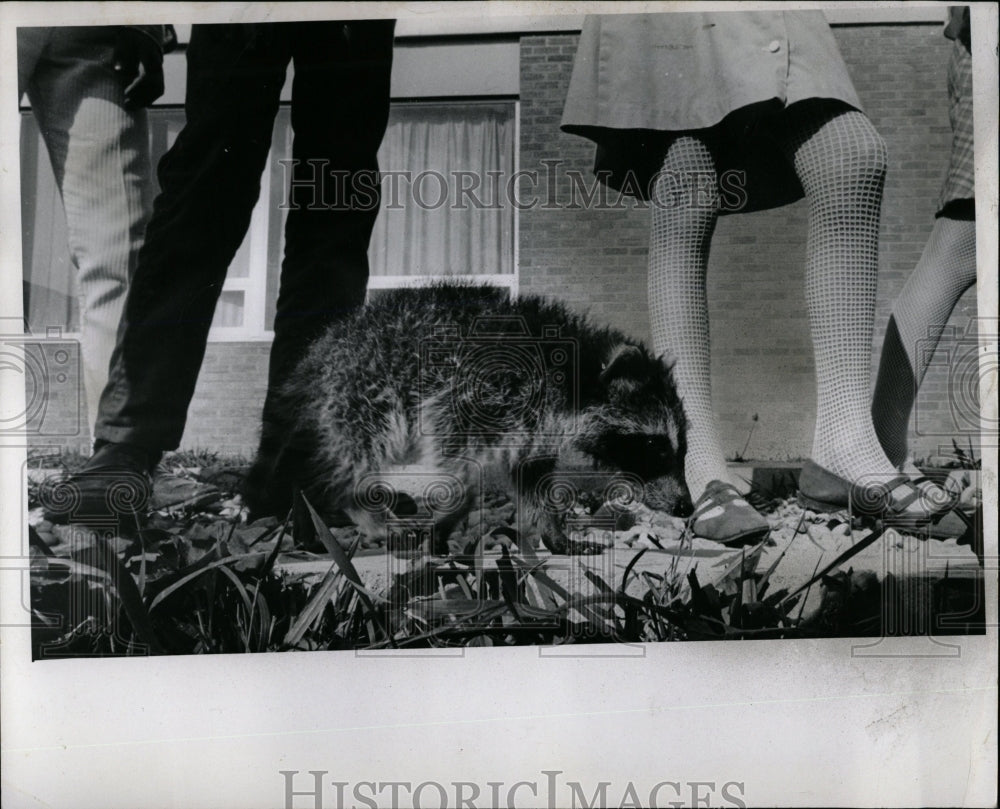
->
xmin=618 ymin=547 xmax=648 ymax=596
xmin=299 ymin=494 xmax=392 ymax=645
xmin=284 ymin=561 xmax=344 ymax=647
xmin=758 ymin=517 xmax=804 ymax=598
xmin=28 ymin=525 xmax=54 ymax=557
xmin=97 ymin=535 xmax=164 ymax=655
xmin=147 ymin=554 xmax=261 ymax=611
xmin=795 ymin=555 xmax=825 ymax=626
xmin=510 ymin=555 xmax=570 ymax=601
xmin=260 ymin=514 xmax=292 ymax=577
xmin=781 ymin=524 xmax=886 ymax=605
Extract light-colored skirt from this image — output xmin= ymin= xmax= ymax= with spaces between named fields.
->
xmin=561 ymin=11 xmax=863 ymax=212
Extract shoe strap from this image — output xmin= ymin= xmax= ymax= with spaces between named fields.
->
xmin=876 ymin=475 xmax=921 ymax=510
xmin=691 ymin=480 xmax=751 ymax=520
xmin=911 ymin=475 xmax=950 ymax=491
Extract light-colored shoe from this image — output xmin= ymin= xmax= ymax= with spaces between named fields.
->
xmin=687 ymin=480 xmax=770 ymax=546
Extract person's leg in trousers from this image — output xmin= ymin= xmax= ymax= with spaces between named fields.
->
xmin=43 ymin=24 xmax=293 ymax=525
xmin=95 ymin=24 xmax=290 ymax=456
xmin=244 ymin=20 xmax=394 ymax=518
xmin=22 ymin=27 xmax=153 ymax=442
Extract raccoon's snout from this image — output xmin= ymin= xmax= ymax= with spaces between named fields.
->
xmin=390 ymin=491 xmax=420 ymax=517
xmin=643 ymin=474 xmax=691 ymax=517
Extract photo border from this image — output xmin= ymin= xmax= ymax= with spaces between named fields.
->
xmin=2 ymin=3 xmax=996 ymax=807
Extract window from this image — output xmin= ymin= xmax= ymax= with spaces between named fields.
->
xmin=19 ymin=108 xmax=272 ymax=339
xmin=263 ymin=100 xmax=517 ymax=325
xmin=20 ymin=99 xmax=517 ymax=339
xmin=368 ymin=100 xmax=517 ymax=288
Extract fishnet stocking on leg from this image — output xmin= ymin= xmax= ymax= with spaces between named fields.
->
xmin=647 ymin=136 xmax=739 ymax=502
xmin=778 ymin=107 xmax=903 ymax=485
xmin=872 ymin=216 xmax=977 ymax=469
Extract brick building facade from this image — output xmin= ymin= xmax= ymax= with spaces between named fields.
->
xmin=518 ymin=22 xmax=979 ymax=465
xmin=20 ymin=13 xmax=985 ymax=465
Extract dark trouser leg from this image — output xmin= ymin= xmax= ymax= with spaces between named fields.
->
xmin=95 ymin=24 xmax=290 ymax=452
xmin=247 ymin=20 xmax=393 ymax=516
xmin=267 ymin=20 xmax=394 ymax=396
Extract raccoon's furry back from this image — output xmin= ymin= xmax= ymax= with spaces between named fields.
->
xmin=269 ymin=283 xmax=684 ymax=507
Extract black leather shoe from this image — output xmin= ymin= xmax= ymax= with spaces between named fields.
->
xmin=39 ymin=442 xmax=160 ymax=533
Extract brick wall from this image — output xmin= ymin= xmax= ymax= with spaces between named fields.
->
xmin=182 ymin=342 xmax=270 ymax=457
xmin=519 ymin=23 xmax=980 ymax=464
xmin=19 ymin=341 xmax=269 ymax=458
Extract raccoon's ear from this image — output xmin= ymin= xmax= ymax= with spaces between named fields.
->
xmin=599 ymin=343 xmax=646 ymax=386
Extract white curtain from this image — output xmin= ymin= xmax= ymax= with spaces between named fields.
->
xmin=368 ymin=102 xmax=514 ymax=277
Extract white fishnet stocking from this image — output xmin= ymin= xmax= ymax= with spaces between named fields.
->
xmin=777 ymin=107 xmax=902 ymax=484
xmin=647 ymin=137 xmax=730 ymax=502
xmin=648 ymin=107 xmax=923 ymax=504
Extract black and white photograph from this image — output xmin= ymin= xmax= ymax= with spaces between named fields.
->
xmin=1 ymin=2 xmax=996 ymax=807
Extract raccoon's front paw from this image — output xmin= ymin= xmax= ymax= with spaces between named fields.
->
xmin=540 ymin=524 xmax=610 ymax=555
xmin=241 ymin=461 xmax=292 ymax=521
xmin=540 ymin=531 xmax=568 ymax=555
xmin=541 ymin=534 xmax=607 ymax=555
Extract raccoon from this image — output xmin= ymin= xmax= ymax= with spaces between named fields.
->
xmin=245 ymin=284 xmax=689 ymax=554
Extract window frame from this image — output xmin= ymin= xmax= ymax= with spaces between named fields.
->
xmin=19 ymin=95 xmax=520 ymax=343
xmin=248 ymin=95 xmax=520 ymax=341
